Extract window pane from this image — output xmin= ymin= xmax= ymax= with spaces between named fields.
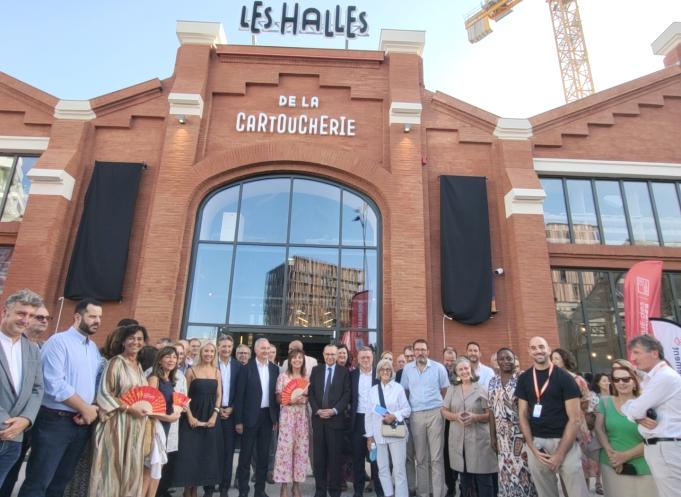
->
xmin=285 ymin=247 xmax=338 ymax=328
xmin=238 ymin=179 xmax=290 ymax=243
xmin=0 ymin=246 xmax=13 ymax=295
xmin=552 ymin=269 xmax=590 ymax=371
xmin=186 ymin=325 xmax=220 ymax=341
xmin=624 ymin=182 xmax=659 ymax=245
xmin=230 ymin=245 xmax=286 ymax=325
xmin=670 ymin=273 xmax=681 ymax=322
xmin=661 ymin=274 xmax=676 ymax=321
xmin=541 ymin=178 xmax=570 ymax=243
xmin=187 ymin=244 xmax=232 ymax=324
xmin=595 ymin=181 xmax=629 ymax=245
xmin=566 ymin=180 xmax=600 ymax=244
xmin=341 ymin=191 xmax=378 ymax=247
xmin=199 ymin=186 xmax=240 ymax=241
xmin=1 ymin=156 xmax=39 ymax=222
xmin=651 ymin=183 xmax=681 ymax=247
xmin=581 ymin=271 xmax=622 ymax=372
xmin=289 ymin=180 xmax=340 ymax=245
xmin=339 ymin=249 xmax=377 ymax=329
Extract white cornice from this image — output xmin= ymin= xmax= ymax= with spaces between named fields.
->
xmin=54 ymin=100 xmax=96 ymax=121
xmin=534 ymin=158 xmax=681 ymax=179
xmin=504 ymin=188 xmax=546 ymax=218
xmin=379 ymin=29 xmax=425 ymax=57
xmin=389 ymin=101 xmax=422 ymax=125
xmin=176 ymin=21 xmax=226 ymax=47
xmin=652 ymin=22 xmax=681 ymax=56
xmin=494 ymin=118 xmax=533 ymax=140
xmin=0 ymin=136 xmax=49 ymax=153
xmin=27 ymin=168 xmax=75 ymax=200
xmin=168 ymin=93 xmax=204 ymax=118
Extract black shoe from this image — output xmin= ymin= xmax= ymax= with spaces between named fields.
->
xmin=220 ymin=491 xmax=230 ymax=497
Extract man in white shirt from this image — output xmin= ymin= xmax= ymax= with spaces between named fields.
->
xmin=466 ymin=342 xmax=494 ymax=390
xmin=281 ymin=339 xmax=318 ymax=378
xmin=621 ymin=334 xmax=681 ymax=497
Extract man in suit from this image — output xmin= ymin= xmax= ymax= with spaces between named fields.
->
xmin=0 ymin=289 xmax=44 ymax=486
xmin=234 ymin=338 xmax=280 ymax=497
xmin=309 ymin=343 xmax=351 ymax=497
xmin=350 ymin=347 xmax=383 ymax=497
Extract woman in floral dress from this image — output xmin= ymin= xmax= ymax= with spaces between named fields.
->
xmin=273 ymin=349 xmax=310 ymax=497
xmin=488 ymin=348 xmax=538 ymax=497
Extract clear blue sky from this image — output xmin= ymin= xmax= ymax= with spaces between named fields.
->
xmin=2 ymin=1 xmax=679 ymax=116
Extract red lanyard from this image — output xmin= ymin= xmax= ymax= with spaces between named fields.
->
xmin=532 ymin=363 xmax=553 ymax=404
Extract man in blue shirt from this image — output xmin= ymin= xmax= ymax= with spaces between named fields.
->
xmin=400 ymin=339 xmax=449 ymax=497
xmin=18 ymin=298 xmax=103 ymax=497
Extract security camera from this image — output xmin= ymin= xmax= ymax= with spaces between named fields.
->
xmin=493 ymin=268 xmax=504 ymax=275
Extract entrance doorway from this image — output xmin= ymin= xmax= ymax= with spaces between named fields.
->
xmin=229 ymin=330 xmax=333 ymax=365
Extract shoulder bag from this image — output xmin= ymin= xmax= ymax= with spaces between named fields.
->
xmin=378 ymin=383 xmax=407 ymax=438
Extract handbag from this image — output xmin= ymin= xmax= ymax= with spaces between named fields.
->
xmin=378 ymin=382 xmax=406 ymax=438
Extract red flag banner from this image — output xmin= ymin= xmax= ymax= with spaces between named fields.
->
xmin=624 ymin=260 xmax=663 ymax=344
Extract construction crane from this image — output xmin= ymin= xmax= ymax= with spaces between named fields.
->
xmin=464 ymin=0 xmax=595 ymax=103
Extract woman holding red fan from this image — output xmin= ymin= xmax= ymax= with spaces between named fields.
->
xmin=89 ymin=324 xmax=151 ymax=497
xmin=273 ymin=348 xmax=310 ymax=497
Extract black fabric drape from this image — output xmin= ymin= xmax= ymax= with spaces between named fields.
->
xmin=64 ymin=162 xmax=144 ymax=301
xmin=440 ymin=175 xmax=493 ymax=325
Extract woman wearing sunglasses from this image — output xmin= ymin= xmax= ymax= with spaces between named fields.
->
xmin=593 ymin=359 xmax=658 ymax=497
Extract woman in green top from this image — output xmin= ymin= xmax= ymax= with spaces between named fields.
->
xmin=594 ymin=359 xmax=659 ymax=497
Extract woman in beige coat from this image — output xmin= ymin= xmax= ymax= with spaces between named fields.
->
xmin=441 ymin=357 xmax=497 ymax=497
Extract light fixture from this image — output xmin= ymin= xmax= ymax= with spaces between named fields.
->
xmin=177 ymin=114 xmax=187 ymax=125
xmin=403 ymin=123 xmax=411 ymax=133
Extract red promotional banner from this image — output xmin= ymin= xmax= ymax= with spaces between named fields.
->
xmin=624 ymin=260 xmax=663 ymax=345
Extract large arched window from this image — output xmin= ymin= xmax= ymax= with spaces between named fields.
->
xmin=184 ymin=175 xmax=381 ymax=355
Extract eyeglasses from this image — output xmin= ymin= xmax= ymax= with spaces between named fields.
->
xmin=379 ymin=368 xmax=393 ymax=373
xmin=34 ymin=315 xmax=53 ymax=322
xmin=612 ymin=377 xmax=632 ymax=384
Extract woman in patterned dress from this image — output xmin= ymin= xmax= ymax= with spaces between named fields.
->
xmin=273 ymin=349 xmax=310 ymax=497
xmin=488 ymin=348 xmax=538 ymax=497
xmin=89 ymin=324 xmax=150 ymax=497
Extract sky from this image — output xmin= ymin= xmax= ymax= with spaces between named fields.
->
xmin=1 ymin=1 xmax=679 ymax=117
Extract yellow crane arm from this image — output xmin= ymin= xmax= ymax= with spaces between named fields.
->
xmin=464 ymin=0 xmax=524 ymax=43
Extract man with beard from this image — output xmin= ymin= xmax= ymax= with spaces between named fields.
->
xmin=515 ymin=337 xmax=588 ymax=497
xmin=466 ymin=342 xmax=495 ymax=390
xmin=18 ymin=298 xmax=103 ymax=497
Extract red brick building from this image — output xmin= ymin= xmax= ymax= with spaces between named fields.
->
xmin=1 ymin=20 xmax=680 ymax=370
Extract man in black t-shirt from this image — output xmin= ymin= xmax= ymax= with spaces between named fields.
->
xmin=515 ymin=336 xmax=589 ymax=497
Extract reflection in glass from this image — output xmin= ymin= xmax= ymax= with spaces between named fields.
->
xmin=552 ymin=269 xmax=590 ymax=371
xmin=339 ymin=249 xmax=377 ymax=329
xmin=624 ymin=182 xmax=658 ymax=245
xmin=231 ymin=245 xmax=286 ymax=325
xmin=595 ymin=181 xmax=629 ymax=245
xmin=284 ymin=247 xmax=338 ymax=328
xmin=186 ymin=325 xmax=220 ymax=341
xmin=0 ymin=246 xmax=13 ymax=295
xmin=581 ymin=272 xmax=622 ymax=372
xmin=670 ymin=273 xmax=681 ymax=322
xmin=541 ymin=178 xmax=570 ymax=243
xmin=566 ymin=180 xmax=600 ymax=244
xmin=188 ymin=244 xmax=232 ymax=324
xmin=342 ymin=191 xmax=377 ymax=247
xmin=661 ymin=274 xmax=675 ymax=321
xmin=1 ymin=156 xmax=39 ymax=222
xmin=238 ymin=179 xmax=290 ymax=243
xmin=290 ymin=180 xmax=340 ymax=245
xmin=199 ymin=186 xmax=240 ymax=241
xmin=651 ymin=183 xmax=681 ymax=246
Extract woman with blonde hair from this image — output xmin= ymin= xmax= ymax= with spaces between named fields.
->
xmin=594 ymin=359 xmax=658 ymax=497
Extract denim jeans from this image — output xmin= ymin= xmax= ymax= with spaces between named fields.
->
xmin=0 ymin=441 xmax=22 ymax=487
xmin=17 ymin=409 xmax=92 ymax=497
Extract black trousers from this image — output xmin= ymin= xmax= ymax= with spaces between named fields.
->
xmin=203 ymin=415 xmax=239 ymax=494
xmin=237 ymin=408 xmax=273 ymax=497
xmin=351 ymin=414 xmax=383 ymax=497
xmin=313 ymin=421 xmax=344 ymax=497
xmin=156 ymin=451 xmax=178 ymax=496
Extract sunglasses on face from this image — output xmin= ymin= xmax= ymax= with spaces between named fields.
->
xmin=612 ymin=377 xmax=632 ymax=384
xmin=34 ymin=315 xmax=52 ymax=322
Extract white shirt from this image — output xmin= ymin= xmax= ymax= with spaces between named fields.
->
xmin=621 ymin=361 xmax=681 ymax=439
xmin=256 ymin=359 xmax=270 ymax=408
xmin=219 ymin=359 xmax=232 ymax=407
xmin=364 ymin=380 xmax=411 ymax=444
xmin=0 ymin=332 xmax=22 ymax=393
xmin=475 ymin=363 xmax=495 ymax=390
xmin=357 ymin=369 xmax=373 ymax=414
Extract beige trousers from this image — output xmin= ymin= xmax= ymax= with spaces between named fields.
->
xmin=410 ymin=408 xmax=444 ymax=497
xmin=526 ymin=437 xmax=589 ymax=497
xmin=600 ymin=463 xmax=658 ymax=497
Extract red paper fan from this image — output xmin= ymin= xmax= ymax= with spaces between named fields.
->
xmin=280 ymin=378 xmax=309 ymax=406
xmin=120 ymin=386 xmax=166 ymax=414
xmin=172 ymin=392 xmax=190 ymax=408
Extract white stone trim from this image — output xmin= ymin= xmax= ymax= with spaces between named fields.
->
xmin=652 ymin=22 xmax=681 ymax=56
xmin=494 ymin=118 xmax=533 ymax=140
xmin=176 ymin=21 xmax=226 ymax=47
xmin=168 ymin=93 xmax=204 ymax=118
xmin=54 ymin=100 xmax=96 ymax=120
xmin=26 ymin=168 xmax=75 ymax=201
xmin=0 ymin=136 xmax=49 ymax=153
xmin=389 ymin=101 xmax=422 ymax=125
xmin=504 ymin=188 xmax=546 ymax=218
xmin=533 ymin=158 xmax=681 ymax=179
xmin=379 ymin=29 xmax=425 ymax=57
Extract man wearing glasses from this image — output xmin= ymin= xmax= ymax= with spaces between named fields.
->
xmin=25 ymin=306 xmax=51 ymax=347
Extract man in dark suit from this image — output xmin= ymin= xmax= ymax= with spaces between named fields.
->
xmin=309 ymin=343 xmax=351 ymax=497
xmin=350 ymin=347 xmax=383 ymax=497
xmin=234 ymin=338 xmax=280 ymax=497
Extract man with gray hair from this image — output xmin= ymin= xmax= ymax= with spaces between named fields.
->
xmin=621 ymin=334 xmax=681 ymax=497
xmin=0 ymin=289 xmax=44 ymax=486
xmin=281 ymin=339 xmax=318 ymax=378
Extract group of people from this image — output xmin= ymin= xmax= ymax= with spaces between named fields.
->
xmin=0 ymin=289 xmax=680 ymax=497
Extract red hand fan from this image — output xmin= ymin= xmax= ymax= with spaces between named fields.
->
xmin=120 ymin=386 xmax=167 ymax=414
xmin=172 ymin=392 xmax=190 ymax=408
xmin=280 ymin=378 xmax=309 ymax=406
